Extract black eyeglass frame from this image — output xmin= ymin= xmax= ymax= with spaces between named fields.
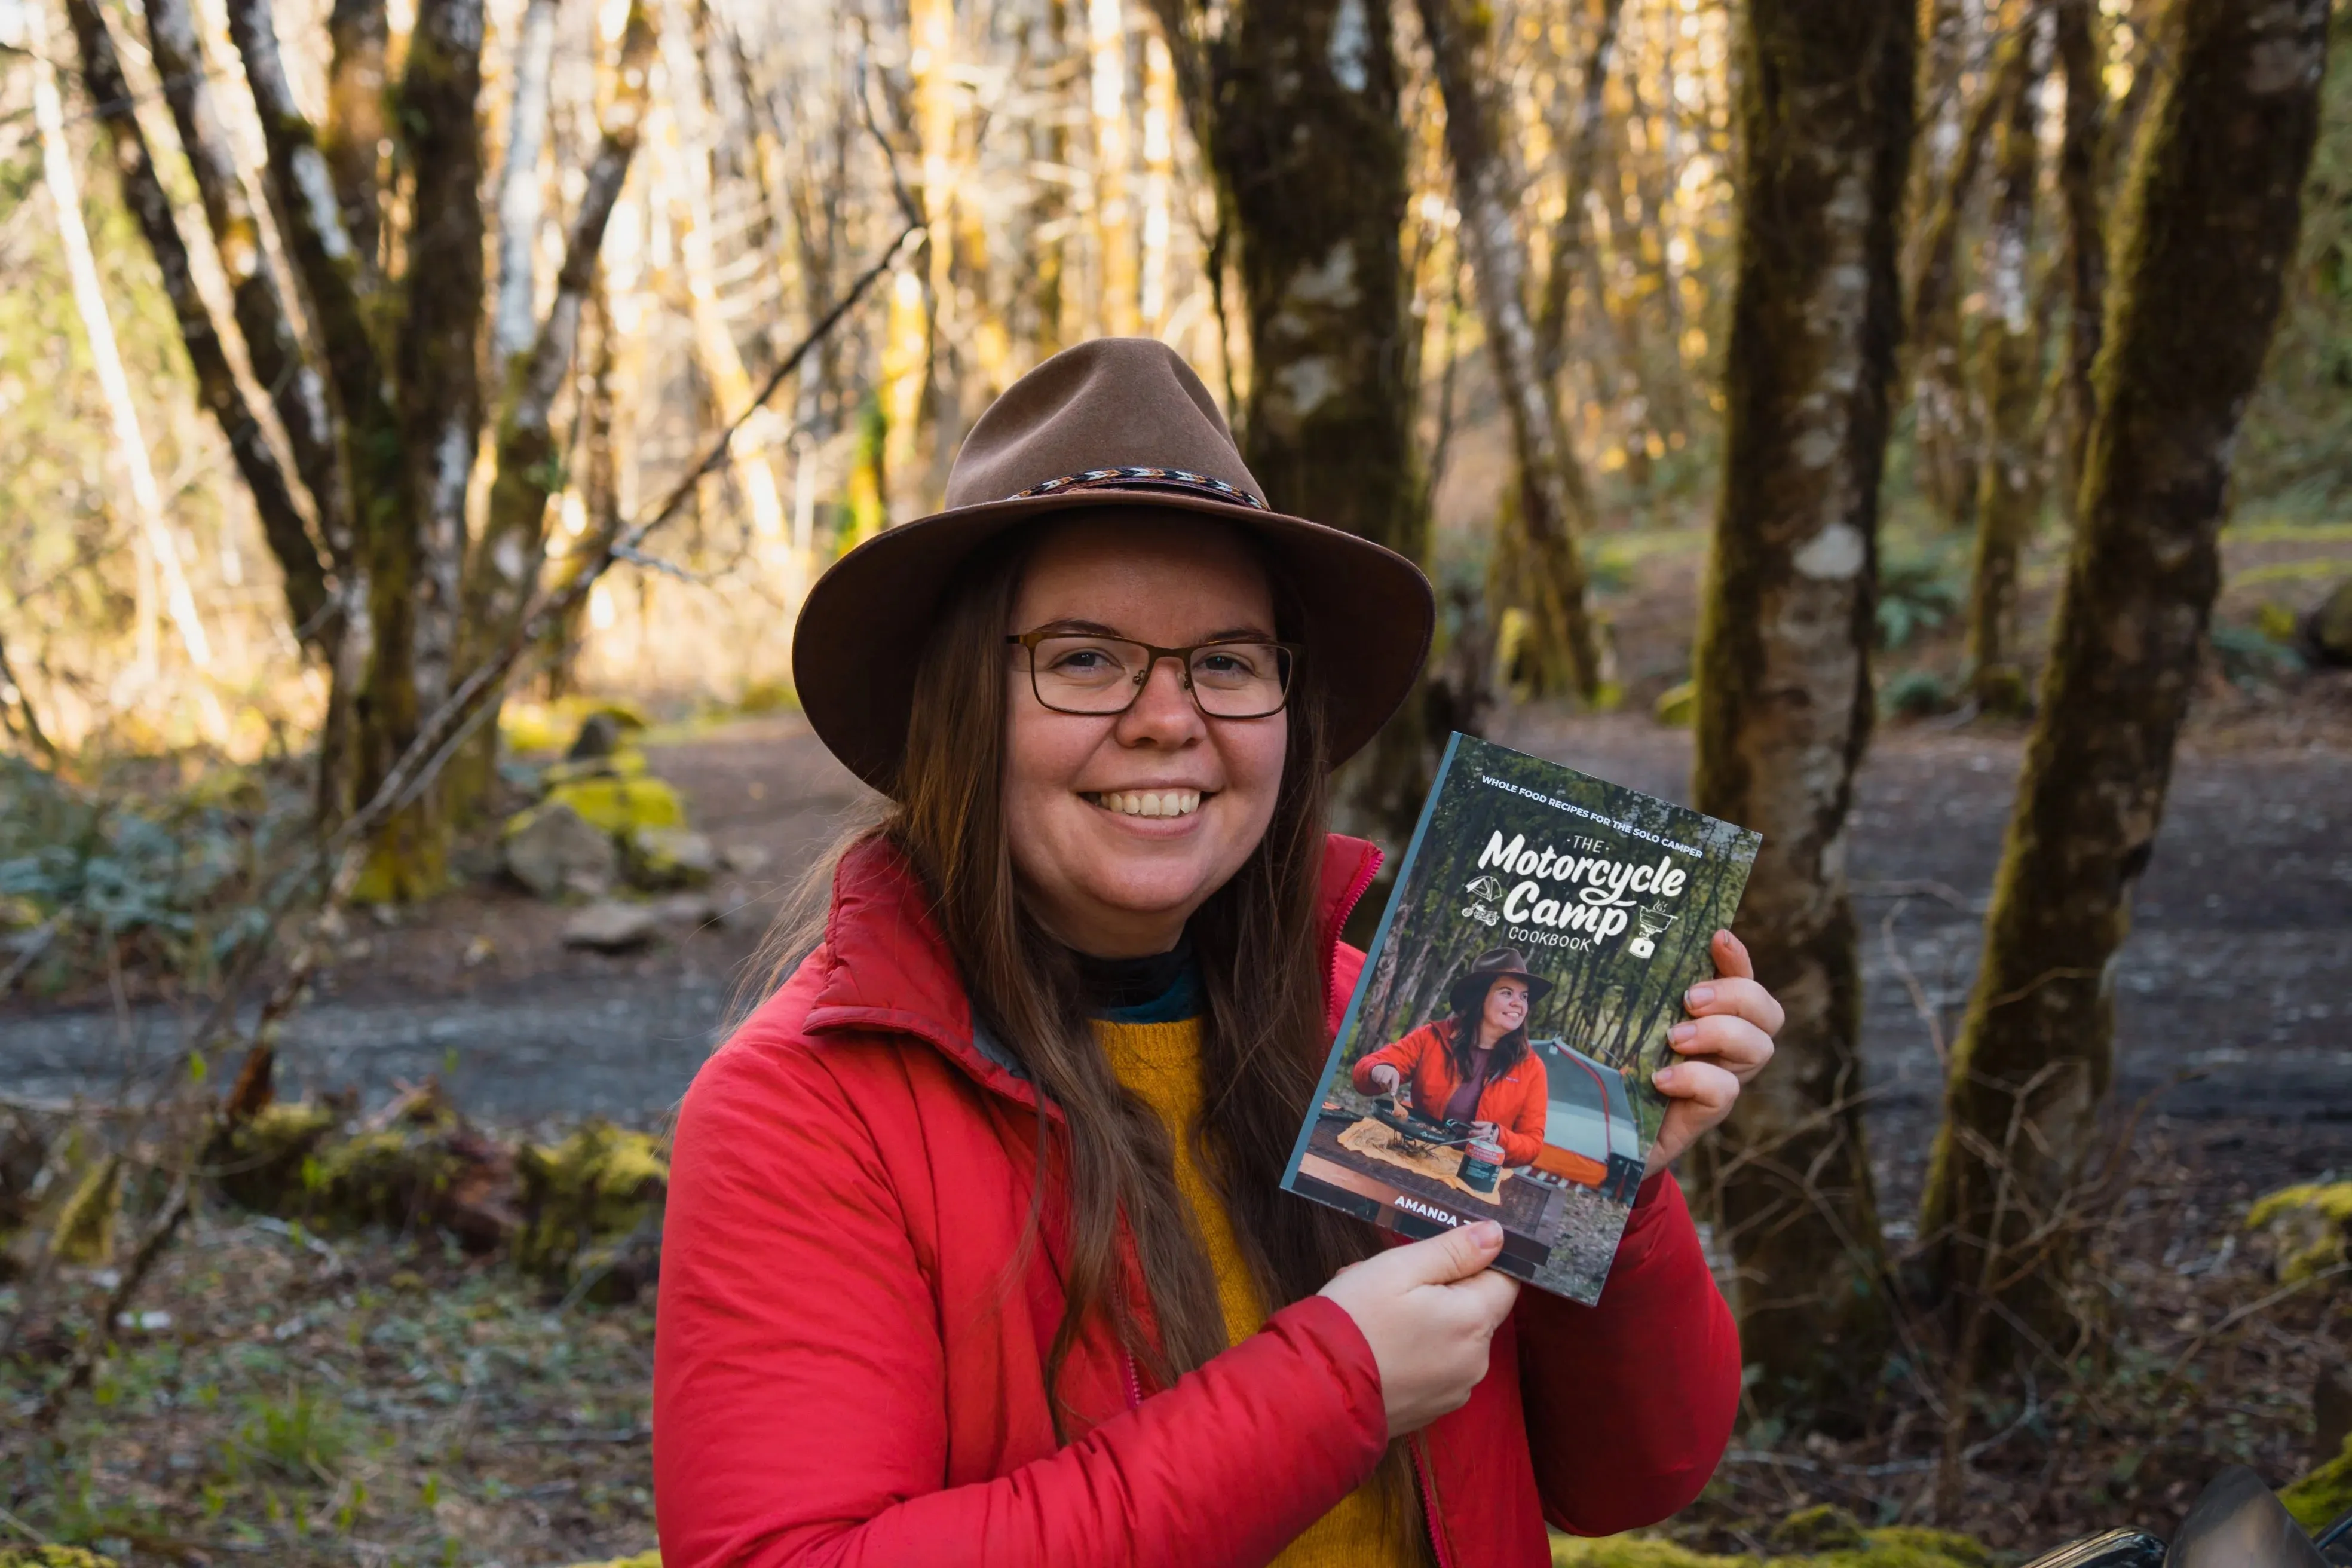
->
xmin=1004 ymin=628 xmax=1304 ymax=720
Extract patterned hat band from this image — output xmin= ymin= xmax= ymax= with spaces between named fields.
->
xmin=1003 ymin=466 xmax=1269 ymax=510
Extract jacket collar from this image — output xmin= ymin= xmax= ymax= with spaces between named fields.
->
xmin=800 ymin=832 xmax=1383 ymax=1113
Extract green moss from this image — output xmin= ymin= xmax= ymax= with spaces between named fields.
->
xmin=1554 ymin=1535 xmax=1744 ymax=1568
xmin=532 ymin=773 xmax=683 ymax=838
xmin=312 ymin=1126 xmax=465 ymax=1229
xmin=2246 ymin=1180 xmax=2352 ymax=1282
xmin=1653 ymin=679 xmax=1697 ymax=728
xmin=1771 ymin=1507 xmax=1865 ymax=1554
xmin=2281 ymin=1428 xmax=2352 ymax=1532
xmin=1550 ymin=1526 xmax=1991 ymax=1568
xmin=514 ymin=1122 xmax=667 ymax=1301
xmin=216 ymin=1101 xmax=342 ymax=1212
xmin=0 ymin=1549 xmax=124 ymax=1567
xmin=48 ymin=1156 xmax=121 ymax=1264
xmin=559 ymin=1554 xmax=659 ymax=1568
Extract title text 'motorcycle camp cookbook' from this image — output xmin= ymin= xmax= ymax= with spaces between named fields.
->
xmin=1282 ymin=733 xmax=1760 ymax=1303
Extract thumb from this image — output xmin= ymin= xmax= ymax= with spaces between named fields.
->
xmin=1394 ymin=1220 xmax=1505 ymax=1287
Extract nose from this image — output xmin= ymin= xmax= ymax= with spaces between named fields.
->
xmin=1114 ymin=653 xmax=1204 ymax=745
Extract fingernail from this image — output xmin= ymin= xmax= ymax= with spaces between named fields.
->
xmin=1686 ymin=985 xmax=1715 ymax=1008
xmin=1469 ymin=1221 xmax=1503 ymax=1245
xmin=1654 ymin=1065 xmax=1677 ymax=1087
xmin=1669 ymin=1022 xmax=1697 ymax=1046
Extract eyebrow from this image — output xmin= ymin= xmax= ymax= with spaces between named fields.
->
xmin=1028 ymin=617 xmax=1276 ymax=642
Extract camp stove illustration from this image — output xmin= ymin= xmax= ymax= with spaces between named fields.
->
xmin=1628 ymin=905 xmax=1676 ymax=960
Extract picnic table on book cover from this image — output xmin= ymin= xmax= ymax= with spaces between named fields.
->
xmin=1281 ymin=733 xmax=1760 ymax=1306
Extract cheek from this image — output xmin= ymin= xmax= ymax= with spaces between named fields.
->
xmin=1002 ymin=687 xmax=1096 ymax=833
xmin=1221 ymin=720 xmax=1289 ymax=804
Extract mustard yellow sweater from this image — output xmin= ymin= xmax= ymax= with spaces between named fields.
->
xmin=1094 ymin=1015 xmax=1416 ymax=1568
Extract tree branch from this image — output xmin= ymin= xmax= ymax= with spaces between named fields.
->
xmin=88 ymin=0 xmax=329 ymax=640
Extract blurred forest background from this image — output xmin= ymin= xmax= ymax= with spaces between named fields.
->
xmin=3 ymin=0 xmax=2352 ymax=1561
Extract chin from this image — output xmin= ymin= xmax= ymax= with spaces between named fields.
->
xmin=1085 ymin=867 xmax=1215 ymax=920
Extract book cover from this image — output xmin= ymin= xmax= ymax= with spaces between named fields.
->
xmin=1281 ymin=733 xmax=1761 ymax=1304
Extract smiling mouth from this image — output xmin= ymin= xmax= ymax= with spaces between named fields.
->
xmin=1085 ymin=789 xmax=1208 ymax=819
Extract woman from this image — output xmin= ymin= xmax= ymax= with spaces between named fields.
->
xmin=1352 ymin=949 xmax=1553 ymax=1168
xmin=653 ymin=339 xmax=1784 ymax=1568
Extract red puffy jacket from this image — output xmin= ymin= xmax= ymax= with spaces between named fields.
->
xmin=653 ymin=833 xmax=1740 ymax=1568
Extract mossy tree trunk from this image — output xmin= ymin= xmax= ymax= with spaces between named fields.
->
xmin=1149 ymin=0 xmax=1438 ymax=846
xmin=353 ymin=0 xmax=487 ymax=898
xmin=1919 ymin=0 xmax=2330 ymax=1357
xmin=1690 ymin=0 xmax=1915 ymax=1423
xmin=1962 ymin=8 xmax=2048 ymax=714
xmin=1416 ymin=0 xmax=1606 ymax=706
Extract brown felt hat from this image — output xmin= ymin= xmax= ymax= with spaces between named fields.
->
xmin=792 ymin=338 xmax=1435 ymax=795
xmin=1447 ymin=948 xmax=1554 ymax=1016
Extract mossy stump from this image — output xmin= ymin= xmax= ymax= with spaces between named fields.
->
xmin=2283 ymin=1428 xmax=2352 ymax=1533
xmin=2247 ymin=1181 xmax=2352 ymax=1284
xmin=1550 ymin=1521 xmax=1990 ymax=1568
xmin=516 ymin=1121 xmax=668 ymax=1303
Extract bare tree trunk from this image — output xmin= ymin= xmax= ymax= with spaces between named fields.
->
xmin=1027 ymin=0 xmax=1074 ymax=359
xmin=1907 ymin=29 xmax=2024 ymax=531
xmin=1150 ymin=0 xmax=1435 ymax=846
xmin=491 ymin=0 xmax=562 ymax=365
xmin=1416 ymin=0 xmax=1604 ymax=703
xmin=142 ymin=0 xmax=351 ymax=645
xmin=448 ymin=0 xmax=657 ymax=823
xmin=1533 ymin=0 xmax=1625 ymax=386
xmin=66 ymin=0 xmax=324 ymax=643
xmin=323 ymin=0 xmax=389 ymax=281
xmin=1920 ymin=0 xmax=2329 ymax=1359
xmin=1690 ymin=0 xmax=1915 ymax=1423
xmin=2051 ymin=0 xmax=2106 ymax=516
xmin=21 ymin=0 xmax=219 ymax=713
xmin=1088 ymin=0 xmax=1137 ymax=335
xmin=1962 ymin=7 xmax=2048 ymax=713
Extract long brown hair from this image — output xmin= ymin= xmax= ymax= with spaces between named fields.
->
xmin=745 ymin=518 xmax=1420 ymax=1545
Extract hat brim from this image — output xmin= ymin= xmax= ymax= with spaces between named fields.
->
xmin=1450 ymin=969 xmax=1555 ymax=1011
xmin=792 ymin=488 xmax=1436 ymax=795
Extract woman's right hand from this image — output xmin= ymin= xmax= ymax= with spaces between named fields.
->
xmin=1318 ymin=1221 xmax=1520 ymax=1438
xmin=1366 ymin=1064 xmax=1402 ymax=1096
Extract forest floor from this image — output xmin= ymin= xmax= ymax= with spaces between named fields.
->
xmin=4 ymin=514 xmax=2348 ymax=1564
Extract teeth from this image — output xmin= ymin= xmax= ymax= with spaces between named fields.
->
xmin=1095 ymin=790 xmax=1202 ymax=817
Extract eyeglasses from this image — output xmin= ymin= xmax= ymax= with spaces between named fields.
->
xmin=1005 ymin=629 xmax=1301 ymax=719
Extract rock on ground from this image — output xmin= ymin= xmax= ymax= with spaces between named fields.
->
xmin=504 ymin=801 xmax=617 ymax=899
xmin=562 ymin=901 xmax=660 ymax=953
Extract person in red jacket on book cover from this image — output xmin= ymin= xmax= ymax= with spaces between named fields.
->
xmin=653 ymin=339 xmax=1785 ymax=1568
xmin=1353 ymin=949 xmax=1554 ymax=1168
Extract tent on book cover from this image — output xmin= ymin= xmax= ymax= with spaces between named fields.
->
xmin=1529 ymin=1038 xmax=1647 ymax=1205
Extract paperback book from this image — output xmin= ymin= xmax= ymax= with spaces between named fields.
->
xmin=1281 ymin=733 xmax=1761 ymax=1304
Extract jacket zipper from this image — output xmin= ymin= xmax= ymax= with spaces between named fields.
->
xmin=1325 ymin=846 xmax=1385 ymax=1019
xmin=1409 ymin=1436 xmax=1454 ymax=1568
xmin=1121 ymin=1350 xmax=1143 ymax=1412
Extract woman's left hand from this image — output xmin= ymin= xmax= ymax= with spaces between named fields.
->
xmin=1646 ymin=929 xmax=1781 ymax=1177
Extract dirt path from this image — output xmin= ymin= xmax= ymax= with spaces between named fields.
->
xmin=5 ymin=713 xmax=2348 ymax=1189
